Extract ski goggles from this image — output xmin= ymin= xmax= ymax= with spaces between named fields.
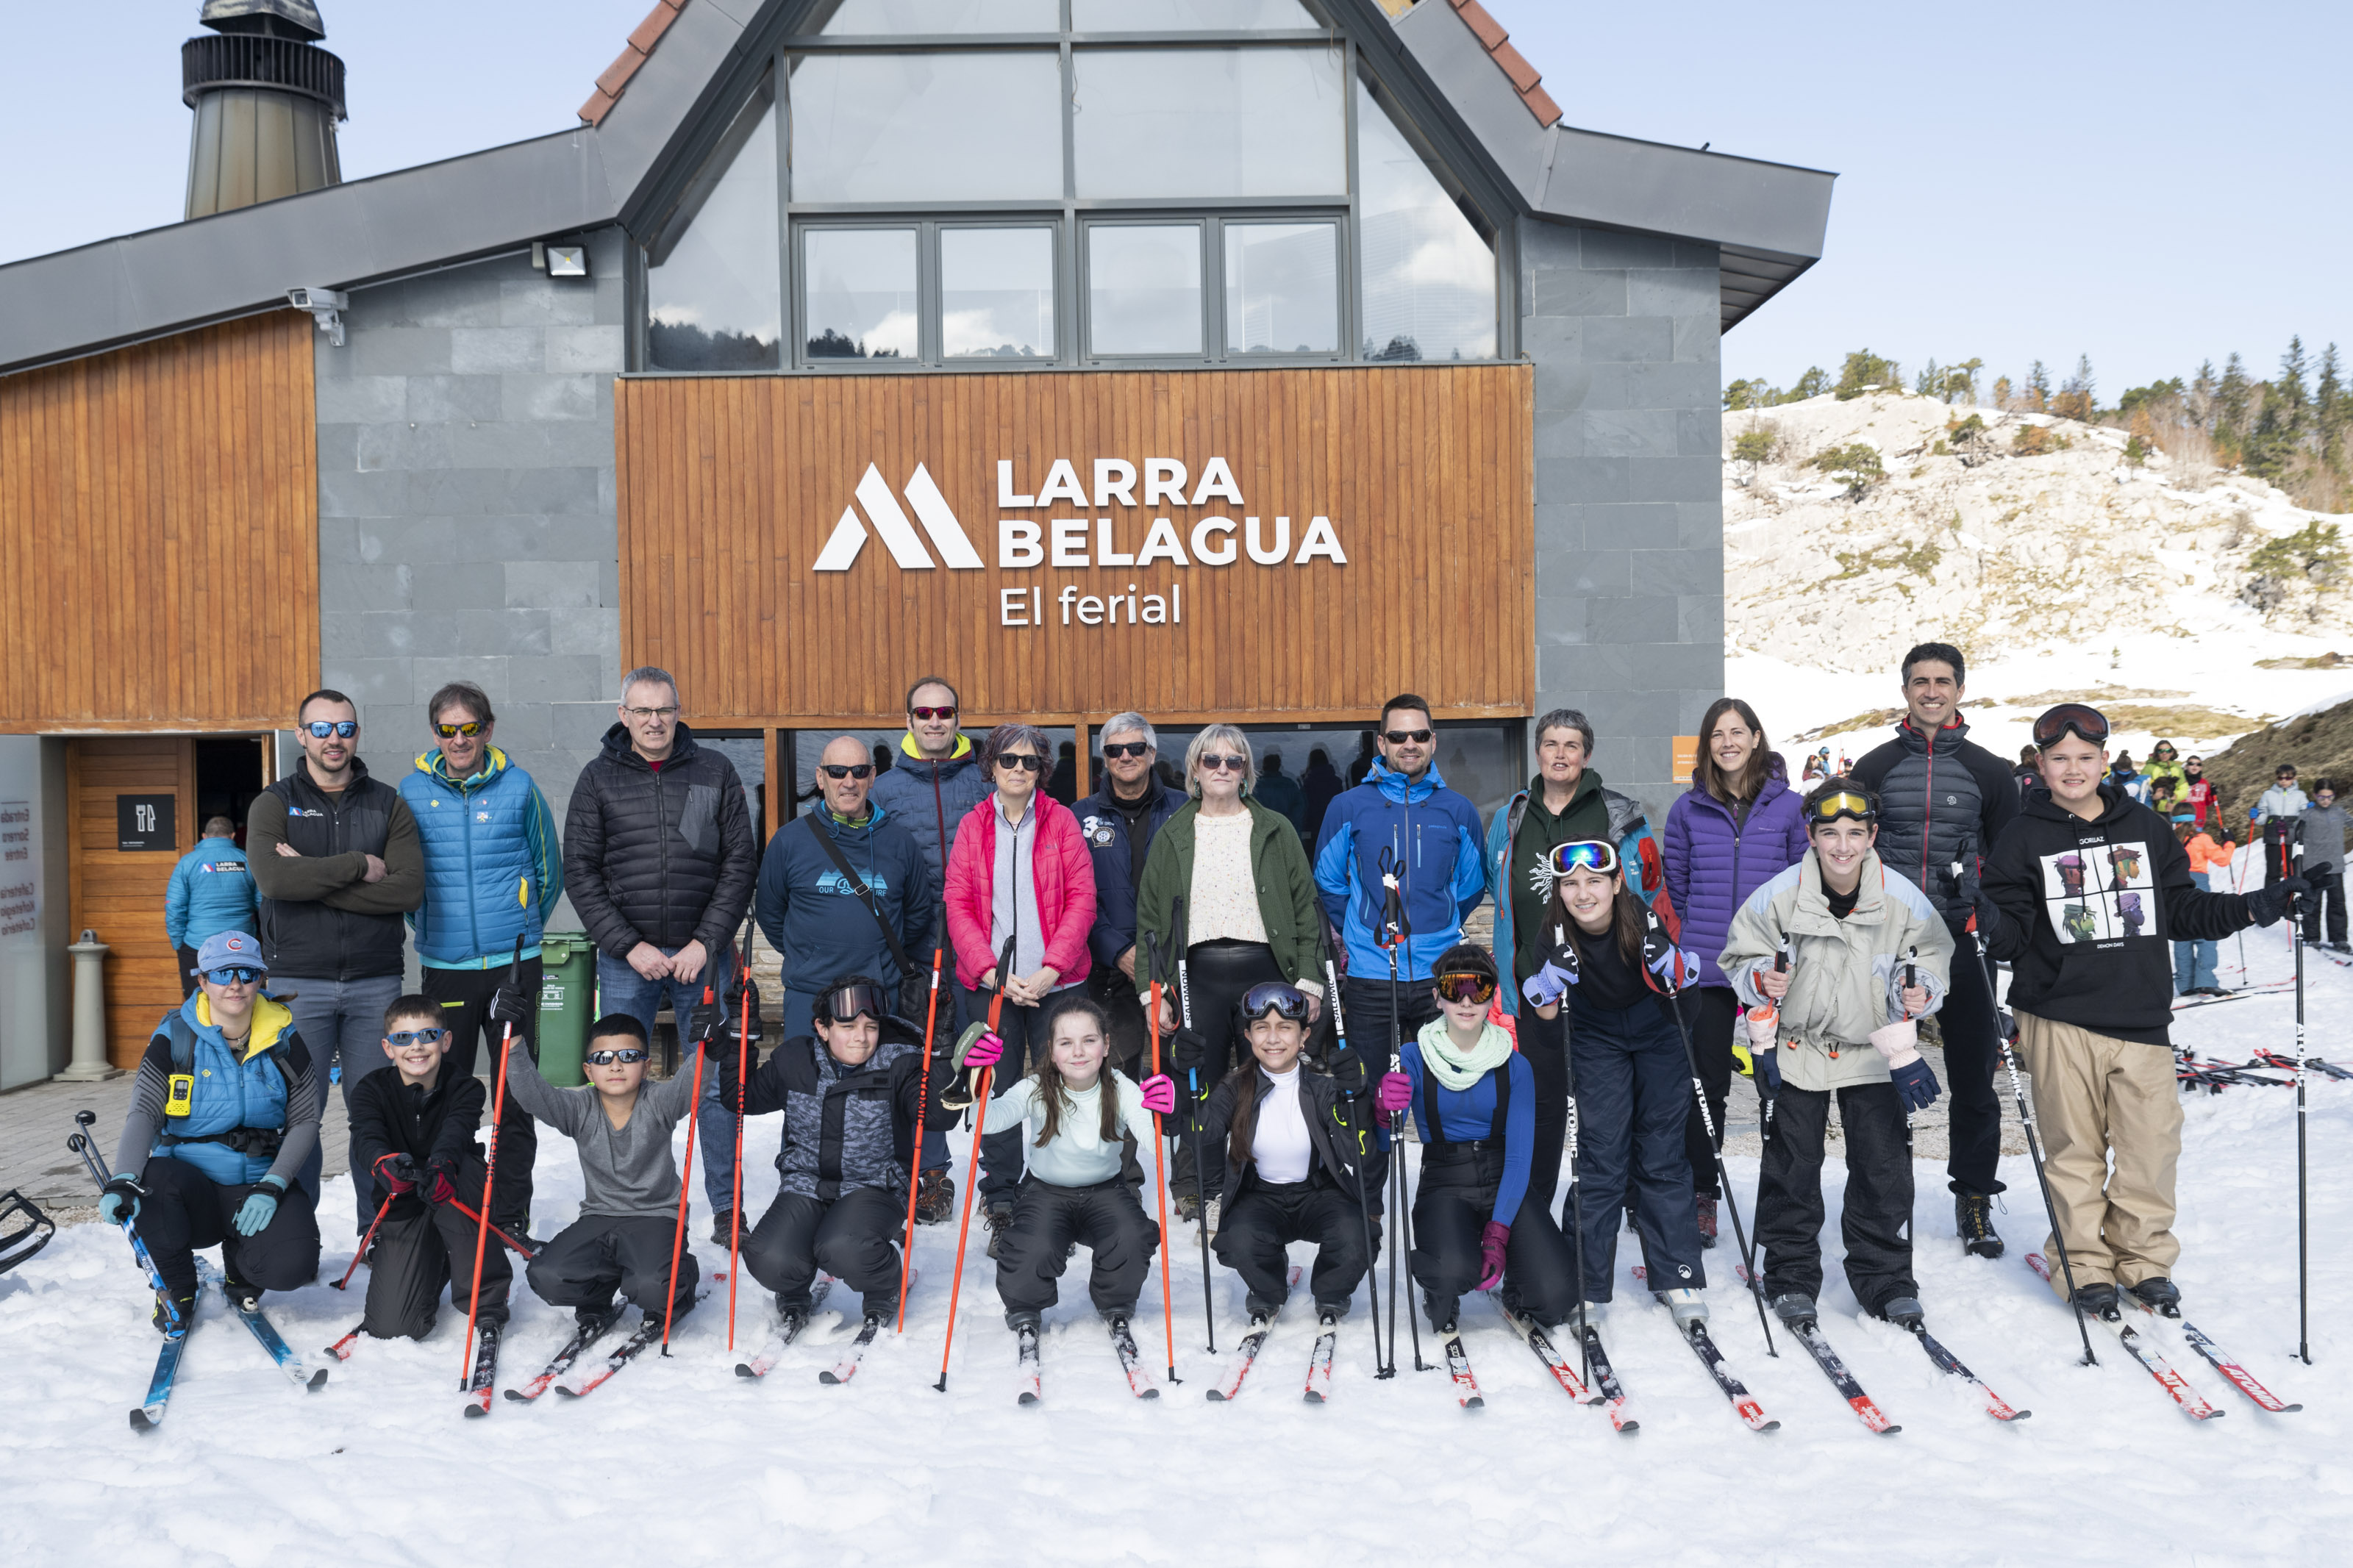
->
xmin=585 ymin=1048 xmax=650 ymax=1066
xmin=1239 ymin=982 xmax=1312 ymax=1023
xmin=2031 ymin=702 xmax=2110 ymax=750
xmin=1433 ymin=970 xmax=1497 ymax=1006
xmin=204 ymin=966 xmax=263 ymax=986
xmin=1546 ymin=840 xmax=1620 ymax=877
xmin=816 ymin=982 xmax=890 ymax=1025
xmin=1807 ymin=789 xmax=1877 ymax=826
xmin=385 ymin=1028 xmax=446 ymax=1047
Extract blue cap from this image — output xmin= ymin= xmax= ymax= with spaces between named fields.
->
xmin=193 ymin=930 xmax=267 ymax=975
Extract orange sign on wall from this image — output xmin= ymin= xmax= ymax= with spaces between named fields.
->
xmin=1672 ymin=736 xmax=1700 ymax=784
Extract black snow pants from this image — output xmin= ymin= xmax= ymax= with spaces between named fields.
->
xmin=994 ymin=1175 xmax=1160 ymax=1322
xmin=526 ymin=1212 xmax=698 ymax=1323
xmin=1212 ymin=1175 xmax=1370 ymax=1317
xmin=743 ymin=1186 xmax=906 ymax=1311
xmin=135 ymin=1156 xmax=321 ymax=1302
xmin=1755 ymin=1081 xmax=1916 ymax=1315
xmin=361 ymin=1154 xmax=513 ymax=1339
xmin=1409 ymin=1142 xmax=1579 ymax=1331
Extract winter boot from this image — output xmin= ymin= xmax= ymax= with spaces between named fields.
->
xmin=774 ymin=1293 xmax=812 ymax=1336
xmin=1655 ymin=1287 xmax=1709 ymax=1332
xmin=152 ymin=1285 xmax=197 ymax=1336
xmin=2127 ymin=1277 xmax=2182 ymax=1318
xmin=1954 ymin=1194 xmax=2004 ymax=1259
xmin=710 ymin=1209 xmax=736 ymax=1245
xmin=1004 ymin=1308 xmax=1042 ymax=1334
xmin=862 ymin=1295 xmax=896 ymax=1329
xmin=1623 ymin=1201 xmax=1637 ymax=1234
xmin=1877 ymin=1295 xmax=1925 ymax=1330
xmin=915 ymin=1167 xmax=954 ymax=1225
xmin=1424 ymin=1291 xmax=1460 ymax=1334
xmin=2071 ymin=1281 xmax=2122 ymax=1320
xmin=1175 ymin=1192 xmax=1201 ymax=1223
xmin=1243 ymin=1293 xmax=1284 ymax=1325
xmin=1695 ymin=1193 xmax=1718 ymax=1249
xmin=576 ymin=1300 xmax=619 ymax=1333
xmin=983 ymin=1203 xmax=1015 ymax=1261
xmin=1770 ymin=1292 xmax=1818 ymax=1328
xmin=222 ymin=1275 xmax=260 ymax=1312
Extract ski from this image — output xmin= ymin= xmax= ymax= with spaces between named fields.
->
xmin=1302 ymin=1318 xmax=1337 ymax=1403
xmin=1678 ymin=1320 xmax=1779 ymax=1431
xmin=1577 ymin=1327 xmax=1640 ymax=1435
xmin=1109 ymin=1316 xmax=1161 ymax=1398
xmin=461 ymin=1321 xmax=502 ymax=1418
xmin=734 ymin=1278 xmax=835 ymax=1379
xmin=505 ymin=1304 xmax=625 ymax=1403
xmin=1442 ymin=1332 xmax=1483 ymax=1410
xmin=1207 ymin=1266 xmax=1301 ymax=1402
xmin=1015 ymin=1324 xmax=1042 ymax=1406
xmin=2132 ymin=1306 xmax=2301 ymax=1414
xmin=819 ymin=1316 xmax=885 ymax=1386
xmin=2028 ymin=1255 xmax=2222 ymax=1420
xmin=1493 ymin=1301 xmax=1597 ymax=1406
xmin=130 ymin=1316 xmax=195 ymax=1433
xmin=1907 ymin=1323 xmax=2029 ymax=1421
xmin=325 ymin=1322 xmax=363 ymax=1361
xmin=197 ymin=1260 xmax=326 ymax=1392
xmin=555 ymin=1313 xmax=664 ymax=1400
xmin=1786 ymin=1314 xmax=1900 ymax=1433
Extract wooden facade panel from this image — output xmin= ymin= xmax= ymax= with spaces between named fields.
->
xmin=0 ymin=312 xmax=320 ymax=733
xmin=615 ymin=365 xmax=1534 ymax=725
xmin=66 ymin=737 xmax=196 ymax=1069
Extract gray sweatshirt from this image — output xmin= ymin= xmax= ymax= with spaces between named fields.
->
xmin=2301 ymin=803 xmax=2349 ymax=873
xmin=502 ymin=1044 xmax=705 ymax=1218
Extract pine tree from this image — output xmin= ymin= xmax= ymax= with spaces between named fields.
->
xmin=2190 ymin=359 xmax=2218 ymax=426
xmin=2318 ymin=343 xmax=2346 ymax=470
xmin=2027 ymin=360 xmax=2051 ymax=412
xmin=2215 ymin=353 xmax=2251 ymax=438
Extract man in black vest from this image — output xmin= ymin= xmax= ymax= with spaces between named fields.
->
xmin=246 ymin=689 xmax=424 ymax=1222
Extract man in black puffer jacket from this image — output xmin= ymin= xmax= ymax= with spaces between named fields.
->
xmin=1850 ymin=641 xmax=2018 ymax=1258
xmin=564 ymin=667 xmax=757 ymax=1235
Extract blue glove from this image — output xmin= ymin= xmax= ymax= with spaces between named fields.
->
xmin=233 ymin=1175 xmax=288 ymax=1237
xmin=1890 ymin=1056 xmax=1940 ymax=1113
xmin=1752 ymin=1042 xmax=1782 ymax=1093
xmin=1521 ymin=960 xmax=1576 ymax=1009
xmin=99 ymin=1175 xmax=143 ymax=1226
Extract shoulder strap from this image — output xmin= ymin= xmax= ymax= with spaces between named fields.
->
xmin=168 ymin=1014 xmax=197 ymax=1073
xmin=802 ymin=815 xmax=915 ymax=978
xmin=1490 ymin=1054 xmax=1510 ymax=1145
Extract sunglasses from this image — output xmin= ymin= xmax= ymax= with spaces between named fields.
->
xmin=585 ymin=1048 xmax=650 ymax=1066
xmin=387 ymin=1028 xmax=447 ymax=1047
xmin=205 ymin=966 xmax=263 ymax=986
xmin=434 ymin=720 xmax=484 ymax=738
xmin=1199 ymin=753 xmax=1248 ymax=773
xmin=1383 ymin=728 xmax=1435 ymax=745
xmin=996 ymin=753 xmax=1045 ymax=772
xmin=1240 ymin=982 xmax=1312 ymax=1023
xmin=1434 ymin=972 xmax=1497 ymax=1005
xmin=2032 ymin=702 xmax=2110 ymax=749
xmin=303 ymin=720 xmax=357 ymax=740
xmin=1808 ymin=790 xmax=1877 ymax=826
xmin=911 ymin=705 xmax=957 ymax=721
xmin=818 ymin=983 xmax=890 ymax=1025
xmin=1103 ymin=740 xmax=1152 ymax=759
xmin=819 ymin=764 xmax=874 ymax=780
xmin=1547 ymin=840 xmax=1620 ymax=877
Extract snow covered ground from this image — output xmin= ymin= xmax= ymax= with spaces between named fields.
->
xmin=5 ymin=928 xmax=2349 ymax=1567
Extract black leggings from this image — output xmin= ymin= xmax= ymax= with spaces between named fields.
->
xmin=1169 ymin=940 xmax=1282 ymax=1199
xmin=1680 ymin=987 xmax=1739 ymax=1199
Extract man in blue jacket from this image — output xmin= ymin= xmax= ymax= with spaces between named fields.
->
xmin=165 ymin=815 xmax=257 ymax=998
xmin=1074 ymin=712 xmax=1184 ymax=1078
xmin=396 ymin=681 xmax=564 ymax=1241
xmin=1313 ymin=692 xmax=1489 ymax=1067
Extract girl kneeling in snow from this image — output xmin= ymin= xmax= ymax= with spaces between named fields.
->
xmin=959 ymin=999 xmax=1175 ymax=1335
xmin=1376 ymin=943 xmax=1579 ymax=1336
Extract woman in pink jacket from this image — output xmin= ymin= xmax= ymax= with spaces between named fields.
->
xmin=944 ymin=722 xmax=1099 ymax=1246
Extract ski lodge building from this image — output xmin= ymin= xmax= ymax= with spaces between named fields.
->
xmin=0 ymin=0 xmax=1832 ymax=1083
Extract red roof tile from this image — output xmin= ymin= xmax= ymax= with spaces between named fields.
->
xmin=1444 ymin=0 xmax=1562 ymax=129
xmin=581 ymin=0 xmax=688 ymax=127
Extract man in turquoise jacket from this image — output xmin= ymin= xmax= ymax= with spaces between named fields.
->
xmin=397 ymin=680 xmax=563 ymax=1239
xmin=164 ymin=815 xmax=257 ymax=998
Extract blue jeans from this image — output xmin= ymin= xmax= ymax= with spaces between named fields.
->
xmin=596 ymin=945 xmax=737 ymax=1211
xmin=277 ymin=973 xmax=404 ymax=1222
xmin=2174 ymin=872 xmax=2218 ymax=994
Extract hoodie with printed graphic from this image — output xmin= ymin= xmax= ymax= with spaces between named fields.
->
xmin=754 ymin=798 xmax=935 ymax=996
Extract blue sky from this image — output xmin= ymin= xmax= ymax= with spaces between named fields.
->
xmin=4 ymin=1 xmax=2343 ymax=400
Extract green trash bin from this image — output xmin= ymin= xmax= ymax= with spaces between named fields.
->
xmin=537 ymin=932 xmax=595 ymax=1087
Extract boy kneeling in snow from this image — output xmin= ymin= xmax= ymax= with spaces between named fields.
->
xmin=504 ymin=1013 xmax=710 ymax=1333
xmin=1721 ymin=778 xmax=1952 ymax=1331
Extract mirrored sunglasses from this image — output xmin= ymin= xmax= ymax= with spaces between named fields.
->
xmin=303 ymin=720 xmax=357 ymax=739
xmin=585 ymin=1048 xmax=650 ymax=1066
xmin=910 ymin=704 xmax=957 ymax=720
xmin=433 ymin=720 xmax=484 ymax=738
xmin=205 ymin=966 xmax=263 ymax=986
xmin=387 ymin=1028 xmax=447 ymax=1047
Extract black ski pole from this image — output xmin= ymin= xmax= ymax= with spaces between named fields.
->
xmin=1551 ymin=923 xmax=1591 ymax=1386
xmin=1170 ymin=896 xmax=1216 ymax=1356
xmin=68 ymin=1110 xmax=182 ymax=1333
xmin=2286 ymin=833 xmax=2311 ymax=1364
xmin=1325 ymin=956 xmax=1388 ymax=1377
xmin=1374 ymin=845 xmax=1428 ymax=1372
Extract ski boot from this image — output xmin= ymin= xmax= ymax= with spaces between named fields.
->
xmin=1655 ymin=1287 xmax=1708 ymax=1332
xmin=1243 ymin=1293 xmax=1284 ymax=1325
xmin=576 ymin=1300 xmax=618 ymax=1333
xmin=774 ymin=1293 xmax=813 ymax=1337
xmin=1562 ymin=1298 xmax=1606 ymax=1335
xmin=1954 ymin=1194 xmax=2004 ymax=1259
xmin=153 ymin=1285 xmax=197 ymax=1336
xmin=1004 ymin=1308 xmax=1042 ymax=1334
xmin=915 ymin=1167 xmax=954 ymax=1225
xmin=1424 ymin=1292 xmax=1460 ymax=1334
xmin=862 ymin=1296 xmax=896 ymax=1331
xmin=221 ymin=1275 xmax=261 ymax=1313
xmin=1877 ymin=1295 xmax=1925 ymax=1330
xmin=1770 ymin=1292 xmax=1818 ymax=1328
xmin=2127 ymin=1277 xmax=2181 ymax=1318
xmin=983 ymin=1203 xmax=1015 ymax=1261
xmin=1695 ymin=1193 xmax=1718 ymax=1249
xmin=2071 ymin=1281 xmax=2121 ymax=1321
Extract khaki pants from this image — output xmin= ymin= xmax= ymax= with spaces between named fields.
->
xmin=2014 ymin=1012 xmax=2182 ymax=1299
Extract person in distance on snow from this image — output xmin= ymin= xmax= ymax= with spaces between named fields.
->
xmin=501 ymin=1012 xmax=711 ymax=1334
xmin=1721 ymin=780 xmax=1952 ymax=1331
xmin=1979 ymin=704 xmax=2304 ymax=1320
xmin=956 ymin=998 xmax=1176 ymax=1336
xmin=100 ymin=930 xmax=323 ymax=1326
xmin=1373 ymin=943 xmax=1580 ymax=1336
xmin=1521 ymin=842 xmax=1711 ymax=1332
xmin=712 ymin=976 xmax=958 ymax=1333
xmin=1187 ymin=982 xmax=1375 ymax=1329
xmin=345 ymin=994 xmax=512 ymax=1342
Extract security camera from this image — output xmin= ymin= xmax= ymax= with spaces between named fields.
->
xmin=287 ymin=286 xmax=350 ymax=346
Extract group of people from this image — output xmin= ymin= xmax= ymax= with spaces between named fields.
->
xmin=98 ymin=642 xmax=2310 ymax=1370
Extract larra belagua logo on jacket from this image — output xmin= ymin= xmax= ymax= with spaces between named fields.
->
xmin=2040 ymin=835 xmax=2157 ymax=945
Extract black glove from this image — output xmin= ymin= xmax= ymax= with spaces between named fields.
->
xmin=2247 ymin=876 xmax=2310 ymax=928
xmin=686 ymin=992 xmax=726 ymax=1048
xmin=372 ymin=1152 xmax=418 ymax=1196
xmin=1326 ymin=1045 xmax=1369 ymax=1097
xmin=1165 ymin=1026 xmax=1209 ymax=1074
xmin=2307 ymin=863 xmax=2343 ymax=895
xmin=721 ymin=973 xmax=763 ymax=1045
xmin=1972 ymin=892 xmax=2003 ymax=946
xmin=421 ymin=1154 xmax=462 ymax=1206
xmin=487 ymin=983 xmax=533 ymax=1028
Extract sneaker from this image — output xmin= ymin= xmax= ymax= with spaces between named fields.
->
xmin=2127 ymin=1277 xmax=2182 ymax=1318
xmin=983 ymin=1203 xmax=1015 ymax=1261
xmin=1695 ymin=1194 xmax=1718 ymax=1249
xmin=915 ymin=1168 xmax=954 ymax=1225
xmin=1954 ymin=1194 xmax=2004 ymax=1259
xmin=1175 ymin=1192 xmax=1201 ymax=1223
xmin=1770 ymin=1292 xmax=1818 ymax=1328
xmin=2072 ymin=1281 xmax=2121 ymax=1320
xmin=1201 ymin=1198 xmax=1221 ymax=1241
xmin=153 ymin=1286 xmax=197 ymax=1336
xmin=1877 ymin=1295 xmax=1925 ymax=1329
xmin=1655 ymin=1287 xmax=1708 ymax=1331
xmin=710 ymin=1209 xmax=737 ymax=1245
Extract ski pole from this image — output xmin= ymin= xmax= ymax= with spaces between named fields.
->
xmin=67 ymin=1111 xmax=184 ymax=1335
xmin=726 ymin=914 xmax=755 ymax=1352
xmin=461 ymin=934 xmax=525 ymax=1385
xmin=1145 ymin=932 xmax=1180 ymax=1383
xmin=1171 ymin=895 xmax=1216 ymax=1355
xmin=935 ymin=937 xmax=1017 ymax=1392
xmin=443 ymin=1195 xmax=538 ymax=1259
xmin=332 ymin=1192 xmax=396 ymax=1291
xmin=2287 ymin=834 xmax=2310 ymax=1364
xmin=1549 ymin=921 xmax=1590 ymax=1387
xmin=1378 ymin=849 xmax=1428 ymax=1372
xmin=660 ymin=979 xmax=715 ymax=1356
xmin=898 ymin=941 xmax=946 ymax=1334
xmin=1324 ymin=956 xmax=1387 ymax=1377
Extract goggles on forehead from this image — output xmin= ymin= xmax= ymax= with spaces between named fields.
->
xmin=1240 ymin=982 xmax=1312 ymax=1023
xmin=1807 ymin=790 xmax=1877 ymax=826
xmin=1434 ymin=971 xmax=1497 ymax=1006
xmin=818 ymin=982 xmax=890 ymax=1026
xmin=1546 ymin=840 xmax=1620 ymax=878
xmin=2032 ymin=702 xmax=2110 ymax=750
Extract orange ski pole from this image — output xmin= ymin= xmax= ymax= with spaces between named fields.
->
xmin=726 ymin=927 xmax=753 ymax=1351
xmin=460 ymin=934 xmax=525 ymax=1385
xmin=1146 ymin=933 xmax=1179 ymax=1383
xmin=935 ymin=937 xmax=1015 ymax=1392
xmin=897 ymin=945 xmax=945 ymax=1333
xmin=334 ymin=1192 xmax=395 ymax=1291
xmin=661 ymin=983 xmax=715 ymax=1355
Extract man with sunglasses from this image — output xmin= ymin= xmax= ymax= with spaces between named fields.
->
xmin=1075 ymin=712 xmax=1184 ymax=1078
xmin=1849 ymin=640 xmax=2021 ymax=1259
xmin=1980 ymin=704 xmax=2303 ymax=1322
xmin=397 ymin=681 xmax=565 ymax=1242
xmin=246 ymin=688 xmax=424 ymax=1214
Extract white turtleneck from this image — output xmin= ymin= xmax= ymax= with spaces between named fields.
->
xmin=1251 ymin=1063 xmax=1313 ymax=1184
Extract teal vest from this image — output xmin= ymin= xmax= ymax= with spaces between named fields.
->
xmin=401 ymin=751 xmax=543 ymax=966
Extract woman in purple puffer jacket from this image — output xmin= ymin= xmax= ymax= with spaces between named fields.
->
xmin=1662 ymin=698 xmax=1810 ymax=1243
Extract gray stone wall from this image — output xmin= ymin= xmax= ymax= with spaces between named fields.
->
xmin=311 ymin=229 xmax=628 ymax=834
xmin=1522 ymin=216 xmax=1725 ymax=820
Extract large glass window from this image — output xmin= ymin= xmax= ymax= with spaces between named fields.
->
xmin=1071 ymin=0 xmax=1318 ymax=26
xmin=1071 ymin=49 xmax=1346 ymax=199
xmin=804 ymin=229 xmax=919 ymax=359
xmin=646 ymin=87 xmax=782 ymax=371
xmin=788 ymin=52 xmax=1063 ymax=202
xmin=1354 ymin=78 xmax=1496 ymax=362
xmin=942 ymin=228 xmax=1057 ymax=359
xmin=1224 ymin=221 xmax=1337 ymax=354
xmin=1088 ymin=225 xmax=1204 ymax=357
xmin=817 ymin=0 xmax=1058 ymax=30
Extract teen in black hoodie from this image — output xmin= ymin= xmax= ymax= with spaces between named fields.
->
xmin=1977 ymin=706 xmax=2301 ymax=1320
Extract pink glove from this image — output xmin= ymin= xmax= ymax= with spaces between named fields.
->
xmin=1868 ymin=1020 xmax=1921 ymax=1070
xmin=960 ymin=1030 xmax=1004 ymax=1069
xmin=1138 ymin=1074 xmax=1176 ymax=1116
xmin=1477 ymin=1220 xmax=1511 ymax=1291
xmin=1375 ymin=1072 xmax=1413 ymax=1115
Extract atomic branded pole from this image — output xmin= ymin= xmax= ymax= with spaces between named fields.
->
xmin=1171 ymin=897 xmax=1217 ymax=1355
xmin=1324 ymin=955 xmax=1388 ymax=1375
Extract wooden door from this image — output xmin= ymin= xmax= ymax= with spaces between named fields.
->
xmin=68 ymin=737 xmax=195 ymax=1068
